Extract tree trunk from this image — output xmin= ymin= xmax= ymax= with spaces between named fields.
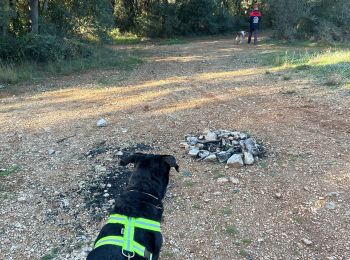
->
xmin=43 ymin=0 xmax=49 ymax=13
xmin=161 ymin=0 xmax=168 ymax=37
xmin=30 ymin=0 xmax=38 ymax=33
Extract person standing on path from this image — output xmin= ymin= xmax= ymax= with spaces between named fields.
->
xmin=248 ymin=4 xmax=262 ymax=45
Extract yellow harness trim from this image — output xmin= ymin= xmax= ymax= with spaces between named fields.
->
xmin=94 ymin=214 xmax=161 ymax=259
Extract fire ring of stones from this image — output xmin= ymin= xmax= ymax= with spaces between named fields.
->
xmin=180 ymin=129 xmax=265 ymax=167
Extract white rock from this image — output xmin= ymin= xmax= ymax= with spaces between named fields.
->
xmin=13 ymin=222 xmax=25 ymax=229
xmin=17 ymin=196 xmax=27 ymax=202
xmin=326 ymin=257 xmax=337 ymax=260
xmin=97 ymin=118 xmax=108 ymax=127
xmin=195 ymin=143 xmax=204 ymax=149
xmin=205 ymin=132 xmax=217 ymax=141
xmin=229 ymin=177 xmax=240 ymax=185
xmin=188 ymin=148 xmax=200 ymax=157
xmin=230 ymin=131 xmax=240 ymax=139
xmin=244 ymin=138 xmax=259 ymax=155
xmin=115 ymin=151 xmax=123 ymax=156
xmin=216 ymin=151 xmax=232 ymax=163
xmin=345 ymin=209 xmax=350 ymax=216
xmin=83 ymin=247 xmax=93 ymax=254
xmin=275 ymin=192 xmax=282 ymax=198
xmin=103 ymin=193 xmax=110 ymax=197
xmin=203 ymin=154 xmax=217 ymax=161
xmin=244 ymin=152 xmax=255 ymax=165
xmin=239 ymin=132 xmax=248 ymax=139
xmin=198 ymin=150 xmax=210 ymax=158
xmin=61 ymin=198 xmax=69 ymax=208
xmin=326 ymin=202 xmax=336 ymax=210
xmin=302 ymin=238 xmax=313 ymax=246
xmin=186 ymin=136 xmax=198 ymax=145
xmin=48 ymin=148 xmax=56 ymax=155
xmin=217 ymin=177 xmax=229 ymax=183
xmin=227 ymin=154 xmax=244 ymax=168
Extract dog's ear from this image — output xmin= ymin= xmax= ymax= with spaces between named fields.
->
xmin=162 ymin=155 xmax=179 ymax=172
xmin=120 ymin=153 xmax=143 ymax=166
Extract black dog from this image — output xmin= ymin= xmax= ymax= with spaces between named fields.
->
xmin=87 ymin=153 xmax=179 ymax=260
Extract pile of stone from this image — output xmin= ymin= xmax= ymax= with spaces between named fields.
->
xmin=180 ymin=129 xmax=265 ymax=167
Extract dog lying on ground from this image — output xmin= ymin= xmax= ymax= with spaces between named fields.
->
xmin=87 ymin=153 xmax=179 ymax=260
xmin=235 ymin=31 xmax=246 ymax=44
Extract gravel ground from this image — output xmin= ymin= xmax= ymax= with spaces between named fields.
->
xmin=0 ymin=37 xmax=350 ymax=260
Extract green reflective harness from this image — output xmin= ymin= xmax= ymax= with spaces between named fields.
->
xmin=94 ymin=213 xmax=161 ymax=259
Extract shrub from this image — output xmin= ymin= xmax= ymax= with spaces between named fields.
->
xmin=0 ymin=35 xmax=22 ymax=61
xmin=0 ymin=34 xmax=91 ymax=63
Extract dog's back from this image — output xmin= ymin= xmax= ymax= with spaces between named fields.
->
xmin=87 ymin=153 xmax=178 ymax=260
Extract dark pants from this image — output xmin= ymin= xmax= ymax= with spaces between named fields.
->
xmin=248 ymin=29 xmax=258 ymax=45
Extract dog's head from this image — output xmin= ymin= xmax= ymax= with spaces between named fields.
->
xmin=120 ymin=153 xmax=179 ymax=198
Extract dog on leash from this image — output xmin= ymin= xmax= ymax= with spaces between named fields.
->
xmin=87 ymin=153 xmax=179 ymax=260
xmin=235 ymin=31 xmax=246 ymax=44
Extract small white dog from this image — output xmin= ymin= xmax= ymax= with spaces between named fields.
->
xmin=235 ymin=31 xmax=246 ymax=44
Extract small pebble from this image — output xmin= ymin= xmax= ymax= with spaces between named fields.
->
xmin=275 ymin=192 xmax=282 ymax=199
xmin=97 ymin=118 xmax=108 ymax=127
xmin=229 ymin=177 xmax=240 ymax=185
xmin=17 ymin=196 xmax=27 ymax=202
xmin=302 ymin=238 xmax=313 ymax=246
xmin=217 ymin=177 xmax=228 ymax=183
xmin=326 ymin=202 xmax=336 ymax=210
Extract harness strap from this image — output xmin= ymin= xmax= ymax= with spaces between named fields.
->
xmin=94 ymin=214 xmax=160 ymax=259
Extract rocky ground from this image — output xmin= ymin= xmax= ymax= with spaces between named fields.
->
xmin=0 ymin=37 xmax=350 ymax=260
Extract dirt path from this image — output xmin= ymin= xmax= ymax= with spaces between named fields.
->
xmin=1 ymin=38 xmax=350 ymax=260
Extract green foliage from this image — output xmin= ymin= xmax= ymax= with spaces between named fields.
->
xmin=0 ymin=63 xmax=31 ymax=84
xmin=226 ymin=225 xmax=239 ymax=236
xmin=113 ymin=0 xmax=239 ymax=37
xmin=109 ymin=28 xmax=143 ymax=44
xmin=0 ymin=165 xmax=19 ymax=177
xmin=267 ymin=0 xmax=349 ymax=42
xmin=0 ymin=46 xmax=142 ymax=86
xmin=242 ymin=238 xmax=253 ymax=245
xmin=1 ymin=0 xmax=350 ymax=42
xmin=258 ymin=47 xmax=350 ymax=88
xmin=0 ymin=34 xmax=91 ymax=63
xmin=156 ymin=38 xmax=188 ymax=45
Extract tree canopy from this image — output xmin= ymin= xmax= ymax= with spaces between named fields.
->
xmin=0 ymin=0 xmax=348 ymax=52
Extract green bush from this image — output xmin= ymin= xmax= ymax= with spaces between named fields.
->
xmin=0 ymin=35 xmax=22 ymax=61
xmin=0 ymin=34 xmax=91 ymax=63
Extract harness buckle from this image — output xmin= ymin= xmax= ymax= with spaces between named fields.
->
xmin=122 ymin=249 xmax=135 ymax=259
